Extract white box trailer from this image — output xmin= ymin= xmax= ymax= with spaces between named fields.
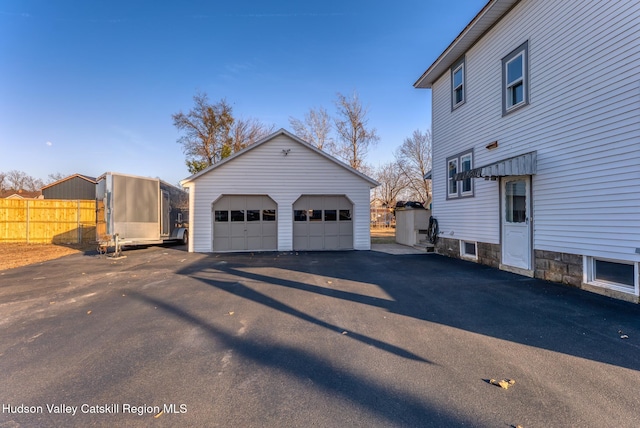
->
xmin=96 ymin=172 xmax=188 ymax=252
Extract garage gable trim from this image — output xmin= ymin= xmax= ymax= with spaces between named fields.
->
xmin=180 ymin=128 xmax=380 ymax=188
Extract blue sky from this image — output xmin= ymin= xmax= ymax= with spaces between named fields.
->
xmin=0 ymin=0 xmax=487 ymax=186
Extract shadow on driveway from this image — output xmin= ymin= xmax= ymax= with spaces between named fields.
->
xmin=175 ymin=250 xmax=640 ymax=372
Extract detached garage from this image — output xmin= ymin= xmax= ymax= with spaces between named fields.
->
xmin=181 ymin=129 xmax=379 ymax=253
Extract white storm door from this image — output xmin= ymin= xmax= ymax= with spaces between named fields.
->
xmin=501 ymin=176 xmax=531 ymax=270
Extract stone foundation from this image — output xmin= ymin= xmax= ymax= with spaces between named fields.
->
xmin=435 ymin=237 xmax=500 ymax=268
xmin=435 ymin=237 xmax=637 ymax=303
xmin=477 ymin=242 xmax=501 ymax=268
xmin=534 ymin=250 xmax=582 ymax=287
xmin=436 ymin=237 xmax=460 ymax=259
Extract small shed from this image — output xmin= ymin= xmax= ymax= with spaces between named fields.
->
xmin=180 ymin=129 xmax=379 ymax=253
xmin=395 ymin=201 xmax=430 ymax=247
xmin=41 ymin=174 xmax=97 ymax=200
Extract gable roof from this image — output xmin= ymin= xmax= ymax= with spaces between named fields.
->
xmin=180 ymin=128 xmax=380 ymax=187
xmin=414 ymin=0 xmax=520 ymax=89
xmin=1 ymin=189 xmax=42 ymax=199
xmin=40 ymin=173 xmax=97 ymax=191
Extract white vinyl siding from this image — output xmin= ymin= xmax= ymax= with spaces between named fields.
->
xmin=430 ymin=0 xmax=640 ymax=261
xmin=183 ymin=134 xmax=373 ymax=252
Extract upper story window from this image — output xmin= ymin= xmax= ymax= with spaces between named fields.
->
xmin=446 ymin=149 xmax=474 ymax=199
xmin=451 ymin=57 xmax=465 ymax=110
xmin=502 ymin=41 xmax=529 ymax=115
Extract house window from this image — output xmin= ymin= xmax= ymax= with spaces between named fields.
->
xmin=448 ymin=159 xmax=458 ymax=197
xmin=460 ymin=153 xmax=473 ymax=195
xmin=446 ymin=149 xmax=474 ymax=199
xmin=585 ymin=257 xmax=639 ymax=295
xmin=502 ymin=41 xmax=529 ymax=115
xmin=460 ymin=241 xmax=477 ymax=260
xmin=451 ymin=57 xmax=465 ymax=109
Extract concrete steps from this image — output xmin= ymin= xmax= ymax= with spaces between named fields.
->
xmin=413 ymin=240 xmax=436 ymax=253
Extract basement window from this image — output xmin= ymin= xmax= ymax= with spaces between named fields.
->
xmin=460 ymin=241 xmax=477 ymax=260
xmin=585 ymin=257 xmax=639 ymax=295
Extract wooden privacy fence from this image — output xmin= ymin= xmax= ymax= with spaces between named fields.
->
xmin=0 ymin=199 xmax=96 ymax=244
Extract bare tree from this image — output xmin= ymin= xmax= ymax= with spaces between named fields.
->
xmin=227 ymin=117 xmax=275 ymax=157
xmin=172 ymin=92 xmax=234 ymax=174
xmin=372 ymin=161 xmax=409 ymax=208
xmin=6 ymin=170 xmax=29 ymax=190
xmin=4 ymin=170 xmax=43 ymax=191
xmin=288 ymin=107 xmax=334 ymax=151
xmin=333 ymin=91 xmax=379 ymax=170
xmin=46 ymin=172 xmax=66 ymax=184
xmin=0 ymin=172 xmax=6 ymax=192
xmin=395 ymin=129 xmax=432 ymax=205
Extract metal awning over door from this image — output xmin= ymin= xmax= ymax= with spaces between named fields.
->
xmin=454 ymin=151 xmax=537 ymax=180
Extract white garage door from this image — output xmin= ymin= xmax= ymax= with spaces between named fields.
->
xmin=293 ymin=195 xmax=353 ymax=250
xmin=213 ymin=195 xmax=277 ymax=251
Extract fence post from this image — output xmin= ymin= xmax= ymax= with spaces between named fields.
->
xmin=26 ymin=201 xmax=30 ymax=244
xmin=77 ymin=200 xmax=81 ymax=243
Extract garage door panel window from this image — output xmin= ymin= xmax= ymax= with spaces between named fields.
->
xmin=230 ymin=210 xmax=245 ymax=221
xmin=263 ymin=209 xmax=276 ymax=221
xmin=247 ymin=210 xmax=260 ymax=221
xmin=324 ymin=210 xmax=337 ymax=221
xmin=294 ymin=210 xmax=307 ymax=221
xmin=339 ymin=210 xmax=351 ymax=221
xmin=215 ymin=211 xmax=229 ymax=222
xmin=309 ymin=210 xmax=322 ymax=221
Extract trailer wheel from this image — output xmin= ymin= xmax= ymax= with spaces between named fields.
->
xmin=182 ymin=230 xmax=188 ymax=246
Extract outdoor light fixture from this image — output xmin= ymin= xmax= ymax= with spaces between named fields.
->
xmin=281 ymin=149 xmax=291 ymax=156
xmin=486 ymin=141 xmax=499 ymax=150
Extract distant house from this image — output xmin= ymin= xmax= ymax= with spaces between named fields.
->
xmin=414 ymin=0 xmax=640 ymax=302
xmin=0 ymin=190 xmax=42 ymax=199
xmin=41 ymin=174 xmax=97 ymax=200
xmin=181 ymin=128 xmax=379 ymax=253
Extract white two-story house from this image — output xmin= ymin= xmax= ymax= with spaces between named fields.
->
xmin=414 ymin=0 xmax=640 ymax=302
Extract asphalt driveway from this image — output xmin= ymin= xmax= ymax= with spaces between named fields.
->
xmin=1 ymin=246 xmax=639 ymax=427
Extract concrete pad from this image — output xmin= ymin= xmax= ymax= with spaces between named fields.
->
xmin=371 ymin=243 xmax=429 ymax=255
